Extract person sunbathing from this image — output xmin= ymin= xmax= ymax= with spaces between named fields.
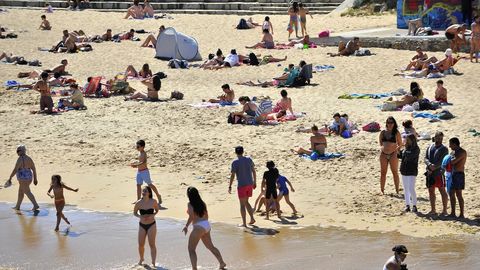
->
xmin=125 ymin=75 xmax=161 ymax=101
xmin=404 ymin=47 xmax=428 ymax=71
xmin=277 ymin=35 xmax=310 ymax=47
xmin=407 ymin=18 xmax=422 ymax=36
xmin=141 ymin=25 xmax=165 ymax=48
xmin=114 ymin=29 xmax=135 ymax=41
xmin=60 ymin=83 xmax=85 ymax=109
xmin=291 ymin=125 xmax=327 ymax=155
xmin=124 ymin=0 xmax=144 ymax=19
xmin=382 ymin=87 xmax=421 ymax=110
xmin=258 ymin=55 xmax=287 ymax=65
xmin=18 ymin=59 xmax=69 ymax=79
xmin=246 ymin=29 xmax=275 ymax=49
xmin=247 ymin=17 xmax=261 ymax=28
xmin=39 ymin=15 xmax=51 ymax=30
xmin=237 ymin=64 xmax=295 ymax=86
xmin=328 ymin=113 xmax=349 ymax=135
xmin=143 ymin=0 xmax=154 ymax=17
xmin=265 ymin=110 xmax=287 ymax=121
xmin=200 ymin=50 xmax=224 ymax=69
xmin=327 ymin=37 xmax=360 ymax=57
xmin=232 ymin=96 xmax=257 ymax=118
xmin=125 ymin=63 xmax=152 ymax=78
xmin=0 ymin=51 xmax=26 ymax=63
xmin=208 ymin=84 xmax=235 ymax=104
xmin=206 ymin=49 xmax=239 ymax=70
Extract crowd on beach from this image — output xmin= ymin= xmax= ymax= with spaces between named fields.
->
xmin=2 ymin=1 xmax=479 ymax=270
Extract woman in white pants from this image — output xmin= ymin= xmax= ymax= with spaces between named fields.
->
xmin=399 ymin=134 xmax=420 ymax=212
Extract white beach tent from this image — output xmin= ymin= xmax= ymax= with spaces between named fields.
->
xmin=155 ymin=27 xmax=201 ymax=61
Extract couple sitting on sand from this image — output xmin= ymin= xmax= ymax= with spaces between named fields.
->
xmin=124 ymin=0 xmax=154 ymax=19
xmin=396 ymin=48 xmax=463 ymax=78
xmin=237 ymin=60 xmax=311 ymax=87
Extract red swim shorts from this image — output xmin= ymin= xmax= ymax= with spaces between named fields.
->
xmin=237 ymin=185 xmax=253 ymax=199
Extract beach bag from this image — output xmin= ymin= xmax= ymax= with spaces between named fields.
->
xmin=170 ymin=91 xmax=184 ymax=100
xmin=236 ymin=19 xmax=249 ymax=30
xmin=437 ymin=110 xmax=454 ymax=120
xmin=418 ymin=99 xmax=433 ymax=110
xmin=249 ymin=53 xmax=259 ymax=66
xmin=168 ymin=59 xmax=189 ymax=69
xmin=318 ymin=30 xmax=330 ymax=38
xmin=341 ymin=130 xmax=352 ymax=138
xmin=227 ymin=113 xmax=243 ymax=124
xmin=354 ymin=49 xmax=371 ymax=56
xmin=154 ymin=72 xmax=167 ymax=79
xmin=362 ymin=122 xmax=381 ymax=132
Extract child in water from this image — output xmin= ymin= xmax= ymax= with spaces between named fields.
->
xmin=47 ymin=175 xmax=79 ymax=232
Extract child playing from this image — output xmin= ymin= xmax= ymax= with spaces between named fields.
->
xmin=39 ymin=15 xmax=51 ymax=30
xmin=277 ymin=175 xmax=297 ymax=215
xmin=262 ymin=161 xmax=281 ymax=220
xmin=262 ymin=16 xmax=273 ymax=35
xmin=130 ymin=140 xmax=162 ymax=205
xmin=298 ymin=3 xmax=313 ymax=37
xmin=47 ymin=175 xmax=79 ymax=232
xmin=434 ymin=79 xmax=448 ymax=103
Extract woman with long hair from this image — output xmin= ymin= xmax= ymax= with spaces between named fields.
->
xmin=134 ymin=186 xmax=159 ymax=268
xmin=379 ymin=116 xmax=403 ymax=194
xmin=287 ymin=2 xmax=299 ymax=39
xmin=182 ymin=187 xmax=226 ymax=270
xmin=399 ymin=134 xmax=420 ymax=212
xmin=125 ymin=74 xmax=161 ymax=101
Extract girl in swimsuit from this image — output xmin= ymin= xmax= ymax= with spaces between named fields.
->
xmin=134 ymin=186 xmax=159 ymax=268
xmin=182 ymin=187 xmax=226 ymax=270
xmin=287 ymin=2 xmax=299 ymax=39
xmin=47 ymin=175 xmax=79 ymax=232
xmin=379 ymin=116 xmax=403 ymax=195
xmin=5 ymin=145 xmax=40 ymax=211
xmin=125 ymin=75 xmax=161 ymax=101
xmin=273 ymin=89 xmax=294 ymax=114
xmin=125 ymin=63 xmax=152 ymax=78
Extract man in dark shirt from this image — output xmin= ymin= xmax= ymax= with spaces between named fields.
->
xmin=424 ymin=131 xmax=449 ymax=215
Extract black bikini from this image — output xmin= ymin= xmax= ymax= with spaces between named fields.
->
xmin=381 ymin=131 xmax=397 ymax=160
xmin=139 ymin=208 xmax=155 ymax=232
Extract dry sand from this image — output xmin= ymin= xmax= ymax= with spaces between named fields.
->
xmin=0 ymin=9 xmax=479 ymax=238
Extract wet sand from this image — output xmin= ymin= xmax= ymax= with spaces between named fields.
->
xmin=0 ymin=203 xmax=479 ymax=270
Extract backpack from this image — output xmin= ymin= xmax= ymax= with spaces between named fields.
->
xmin=362 ymin=122 xmax=381 ymax=132
xmin=236 ymin=19 xmax=249 ymax=30
xmin=418 ymin=98 xmax=433 ymax=110
xmin=168 ymin=59 xmax=189 ymax=69
xmin=227 ymin=113 xmax=243 ymax=124
xmin=170 ymin=91 xmax=184 ymax=100
xmin=437 ymin=110 xmax=454 ymax=120
xmin=249 ymin=53 xmax=259 ymax=66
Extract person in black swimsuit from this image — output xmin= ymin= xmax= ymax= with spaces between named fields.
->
xmin=134 ymin=186 xmax=159 ymax=268
xmin=261 ymin=161 xmax=281 ymax=220
xmin=379 ymin=117 xmax=402 ymax=194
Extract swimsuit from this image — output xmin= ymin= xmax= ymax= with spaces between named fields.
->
xmin=136 ymin=168 xmax=152 ymax=185
xmin=451 ymin=171 xmax=465 ymax=190
xmin=139 ymin=208 xmax=156 ymax=232
xmin=16 ymin=156 xmax=33 ymax=181
xmin=245 ymin=103 xmax=256 ymax=117
xmin=277 ymin=175 xmax=289 ymax=196
xmin=264 ymin=41 xmax=274 ymax=49
xmin=445 ymin=32 xmax=455 ymax=40
xmin=194 ymin=219 xmax=211 ymax=232
xmin=381 ymin=131 xmax=397 ymax=160
xmin=264 ymin=169 xmax=279 ymax=200
xmin=300 ymin=16 xmax=307 ymax=24
xmin=139 ymin=221 xmax=156 ymax=232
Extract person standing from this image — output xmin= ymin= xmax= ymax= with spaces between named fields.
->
xmin=298 ymin=3 xmax=313 ymax=37
xmin=287 ymin=1 xmax=299 ymax=39
xmin=424 ymin=132 xmax=449 ymax=215
xmin=182 ymin=187 xmax=227 ymax=270
xmin=399 ymin=134 xmax=420 ymax=212
xmin=470 ymin=16 xmax=480 ymax=63
xmin=4 ymin=145 xmax=40 ymax=211
xmin=33 ymin=71 xmax=53 ymax=114
xmin=261 ymin=161 xmax=280 ymax=220
xmin=229 ymin=146 xmax=256 ymax=227
xmin=448 ymin=137 xmax=467 ymax=219
xmin=130 ymin=140 xmax=162 ymax=205
xmin=379 ymin=117 xmax=403 ymax=194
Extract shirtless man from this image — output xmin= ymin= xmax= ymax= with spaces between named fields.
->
xmin=445 ymin=24 xmax=467 ymax=53
xmin=328 ymin=37 xmax=360 ymax=57
xmin=124 ymin=0 xmax=144 ymax=19
xmin=130 ymin=140 xmax=162 ymax=204
xmin=39 ymin=15 xmax=51 ymax=30
xmin=141 ymin=25 xmax=165 ymax=48
xmin=33 ymin=72 xmax=53 ymax=113
xmin=246 ymin=29 xmax=274 ymax=49
xmin=291 ymin=125 xmax=327 ymax=156
xmin=435 ymin=80 xmax=448 ymax=103
xmin=101 ymin=29 xmax=112 ymax=41
xmin=298 ymin=3 xmax=313 ymax=37
xmin=405 ymin=47 xmax=428 ymax=70
xmin=470 ymin=16 xmax=480 ymax=63
xmin=208 ymin=84 xmax=235 ymax=104
xmin=448 ymin=137 xmax=467 ymax=219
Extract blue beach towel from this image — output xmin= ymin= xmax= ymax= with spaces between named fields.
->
xmin=300 ymin=152 xmax=345 ymax=161
xmin=5 ymin=80 xmax=20 ymax=88
xmin=313 ymin=65 xmax=335 ymax=72
xmin=413 ymin=112 xmax=439 ymax=120
xmin=441 ymin=155 xmax=453 ymax=193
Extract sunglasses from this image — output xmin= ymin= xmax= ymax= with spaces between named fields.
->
xmin=386 ymin=122 xmax=394 ymax=124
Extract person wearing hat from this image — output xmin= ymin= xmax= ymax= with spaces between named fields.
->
xmin=424 ymin=131 xmax=449 ymax=216
xmin=445 ymin=24 xmax=467 ymax=53
xmin=383 ymin=245 xmax=408 ymax=270
xmin=4 ymin=145 xmax=40 ymax=211
xmin=228 ymin=146 xmax=256 ymax=227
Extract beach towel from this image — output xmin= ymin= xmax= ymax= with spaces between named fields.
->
xmin=338 ymin=93 xmax=392 ymax=99
xmin=468 ymin=128 xmax=480 ymax=136
xmin=413 ymin=110 xmax=454 ymax=121
xmin=188 ymin=102 xmax=238 ymax=108
xmin=4 ymin=80 xmax=21 ymax=88
xmin=272 ymin=44 xmax=292 ymax=50
xmin=313 ymin=65 xmax=334 ymax=72
xmin=441 ymin=155 xmax=453 ymax=193
xmin=300 ymin=152 xmax=345 ymax=161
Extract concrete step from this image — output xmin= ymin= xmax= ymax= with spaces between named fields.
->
xmin=250 ymin=6 xmax=336 ymax=12
xmin=255 ymin=3 xmax=340 ymax=7
xmin=258 ymin=0 xmax=343 ymax=3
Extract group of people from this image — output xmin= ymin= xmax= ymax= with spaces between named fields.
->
xmin=382 ymin=80 xmax=448 ymax=111
xmin=124 ymin=0 xmax=154 ymax=19
xmin=444 ymin=19 xmax=480 ymax=62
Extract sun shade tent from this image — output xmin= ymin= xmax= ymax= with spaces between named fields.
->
xmin=155 ymin=27 xmax=202 ymax=61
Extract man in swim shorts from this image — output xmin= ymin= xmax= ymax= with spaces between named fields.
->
xmin=445 ymin=24 xmax=467 ymax=53
xmin=448 ymin=137 xmax=467 ymax=219
xmin=229 ymin=146 xmax=256 ymax=227
xmin=130 ymin=140 xmax=162 ymax=205
xmin=33 ymin=72 xmax=53 ymax=113
xmin=424 ymin=131 xmax=449 ymax=215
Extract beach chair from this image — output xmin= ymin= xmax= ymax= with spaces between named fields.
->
xmin=83 ymin=76 xmax=102 ymax=97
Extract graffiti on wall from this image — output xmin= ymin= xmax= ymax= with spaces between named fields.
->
xmin=397 ymin=0 xmax=463 ymax=30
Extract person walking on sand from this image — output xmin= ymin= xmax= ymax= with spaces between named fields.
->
xmin=287 ymin=1 xmax=299 ymax=39
xmin=229 ymin=146 xmax=256 ymax=227
xmin=424 ymin=131 xmax=449 ymax=216
xmin=4 ymin=145 xmax=40 ymax=211
xmin=379 ymin=117 xmax=403 ymax=195
xmin=182 ymin=187 xmax=227 ymax=270
xmin=383 ymin=245 xmax=408 ymax=270
xmin=131 ymin=140 xmax=162 ymax=205
xmin=277 ymin=174 xmax=297 ymax=215
xmin=399 ymin=134 xmax=420 ymax=213
xmin=47 ymin=175 xmax=79 ymax=232
xmin=298 ymin=3 xmax=313 ymax=37
xmin=134 ymin=186 xmax=159 ymax=268
xmin=448 ymin=137 xmax=467 ymax=219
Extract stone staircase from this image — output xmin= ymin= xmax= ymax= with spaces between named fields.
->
xmin=0 ymin=0 xmax=344 ymax=15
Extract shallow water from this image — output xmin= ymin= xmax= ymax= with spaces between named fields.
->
xmin=0 ymin=203 xmax=479 ymax=270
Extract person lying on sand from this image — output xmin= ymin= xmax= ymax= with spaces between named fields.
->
xmin=0 ymin=51 xmax=27 ymax=64
xmin=246 ymin=29 xmax=275 ymax=49
xmin=394 ymin=49 xmax=463 ymax=78
xmin=113 ymin=29 xmax=135 ymax=41
xmin=18 ymin=59 xmax=69 ymax=79
xmin=143 ymin=0 xmax=155 ymax=18
xmin=125 ymin=63 xmax=152 ymax=78
xmin=124 ymin=0 xmax=144 ymax=19
xmin=125 ymin=75 xmax=161 ymax=101
xmin=327 ymin=37 xmax=360 ymax=57
xmin=207 ymin=84 xmax=235 ymax=104
xmin=39 ymin=15 xmax=51 ymax=30
xmin=404 ymin=47 xmax=428 ymax=71
xmin=445 ymin=23 xmax=467 ymax=53
xmin=200 ymin=49 xmax=225 ymax=69
xmin=291 ymin=125 xmax=327 ymax=156
xmin=88 ymin=29 xmax=113 ymax=42
xmin=141 ymin=25 xmax=165 ymax=48
xmin=205 ymin=49 xmax=239 ymax=70
xmin=382 ymin=87 xmax=421 ymax=111
xmin=236 ymin=63 xmax=295 ymax=87
xmin=276 ymin=35 xmax=310 ymax=47
xmin=60 ymin=83 xmax=85 ymax=109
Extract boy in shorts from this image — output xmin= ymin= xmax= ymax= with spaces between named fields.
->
xmin=131 ymin=140 xmax=162 ymax=204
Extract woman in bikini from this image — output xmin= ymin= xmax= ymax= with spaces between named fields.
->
xmin=273 ymin=89 xmax=294 ymax=114
xmin=232 ymin=96 xmax=258 ymax=118
xmin=5 ymin=145 xmax=40 ymax=211
xmin=47 ymin=175 xmax=79 ymax=231
xmin=125 ymin=63 xmax=152 ymax=78
xmin=134 ymin=186 xmax=159 ymax=268
xmin=125 ymin=75 xmax=161 ymax=101
xmin=182 ymin=187 xmax=226 ymax=270
xmin=379 ymin=116 xmax=403 ymax=195
xmin=291 ymin=125 xmax=327 ymax=156
xmin=287 ymin=2 xmax=299 ymax=39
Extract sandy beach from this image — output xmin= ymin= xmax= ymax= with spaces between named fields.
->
xmin=1 ymin=7 xmax=480 ymax=246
